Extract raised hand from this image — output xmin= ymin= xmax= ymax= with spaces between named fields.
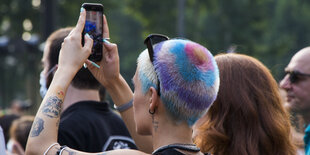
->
xmin=58 ymin=8 xmax=93 ymax=76
xmin=26 ymin=9 xmax=93 ymax=155
xmin=85 ymin=15 xmax=153 ymax=153
xmin=86 ymin=15 xmax=120 ymax=89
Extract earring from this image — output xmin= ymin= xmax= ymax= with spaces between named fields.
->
xmin=149 ymin=109 xmax=155 ymax=115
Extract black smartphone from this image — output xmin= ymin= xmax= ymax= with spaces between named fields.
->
xmin=81 ymin=3 xmax=103 ymax=62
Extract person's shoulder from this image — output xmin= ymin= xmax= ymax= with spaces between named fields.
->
xmin=70 ymin=101 xmax=111 ymax=113
xmin=61 ymin=101 xmax=105 ymax=116
xmin=59 ymin=102 xmax=114 ymax=128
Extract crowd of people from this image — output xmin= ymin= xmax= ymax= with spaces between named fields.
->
xmin=0 ymin=4 xmax=309 ymax=155
xmin=0 ymin=99 xmax=33 ymax=154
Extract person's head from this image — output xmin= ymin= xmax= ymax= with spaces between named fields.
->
xmin=132 ymin=38 xmax=220 ymax=135
xmin=10 ymin=100 xmax=23 ymax=115
xmin=9 ymin=116 xmax=34 ymax=150
xmin=0 ymin=114 xmax=20 ymax=145
xmin=10 ymin=99 xmax=31 ymax=115
xmin=194 ymin=53 xmax=295 ymax=155
xmin=40 ymin=27 xmax=100 ymax=97
xmin=280 ymin=47 xmax=310 ymax=115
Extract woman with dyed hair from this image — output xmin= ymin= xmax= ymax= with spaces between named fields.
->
xmin=193 ymin=53 xmax=296 ymax=155
xmin=26 ymin=9 xmax=219 ymax=155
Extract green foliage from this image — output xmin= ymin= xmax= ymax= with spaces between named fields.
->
xmin=1 ymin=0 xmax=310 ymax=111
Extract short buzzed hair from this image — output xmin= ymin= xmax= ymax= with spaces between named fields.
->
xmin=137 ymin=39 xmax=220 ymax=126
xmin=45 ymin=27 xmax=100 ymax=90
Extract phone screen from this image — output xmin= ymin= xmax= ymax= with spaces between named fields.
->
xmin=82 ymin=3 xmax=103 ymax=62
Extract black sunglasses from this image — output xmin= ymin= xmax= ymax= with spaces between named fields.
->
xmin=285 ymin=70 xmax=310 ymax=83
xmin=144 ymin=34 xmax=169 ymax=96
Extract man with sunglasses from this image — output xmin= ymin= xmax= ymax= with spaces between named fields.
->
xmin=280 ymin=47 xmax=310 ymax=155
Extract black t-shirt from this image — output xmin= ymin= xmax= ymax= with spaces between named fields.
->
xmin=153 ymin=149 xmax=211 ymax=155
xmin=152 ymin=144 xmax=208 ymax=155
xmin=58 ymin=101 xmax=137 ymax=152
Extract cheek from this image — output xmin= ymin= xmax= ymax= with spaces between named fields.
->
xmin=133 ymin=86 xmax=147 ymax=112
xmin=295 ymin=85 xmax=310 ymax=97
xmin=304 ymin=83 xmax=310 ymax=95
xmin=42 ymin=65 xmax=50 ymax=76
xmin=133 ymin=94 xmax=144 ymax=130
xmin=133 ymin=95 xmax=152 ymax=135
xmin=42 ymin=68 xmax=47 ymax=75
xmin=133 ymin=93 xmax=143 ymax=112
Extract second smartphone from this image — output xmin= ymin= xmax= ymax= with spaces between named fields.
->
xmin=82 ymin=3 xmax=103 ymax=62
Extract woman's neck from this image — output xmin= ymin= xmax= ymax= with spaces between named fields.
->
xmin=151 ymin=116 xmax=194 ymax=151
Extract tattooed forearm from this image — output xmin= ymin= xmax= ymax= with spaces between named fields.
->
xmin=30 ymin=117 xmax=44 ymax=137
xmin=41 ymin=96 xmax=63 ymax=118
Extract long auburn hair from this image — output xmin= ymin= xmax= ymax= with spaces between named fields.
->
xmin=194 ymin=53 xmax=296 ymax=155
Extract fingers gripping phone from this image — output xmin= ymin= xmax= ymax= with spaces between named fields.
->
xmin=82 ymin=3 xmax=103 ymax=62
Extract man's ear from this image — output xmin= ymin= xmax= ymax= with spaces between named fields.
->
xmin=149 ymin=87 xmax=159 ymax=113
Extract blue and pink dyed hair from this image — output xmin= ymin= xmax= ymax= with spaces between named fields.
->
xmin=137 ymin=39 xmax=219 ymax=126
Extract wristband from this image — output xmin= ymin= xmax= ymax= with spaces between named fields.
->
xmin=57 ymin=145 xmax=67 ymax=155
xmin=44 ymin=143 xmax=58 ymax=155
xmin=114 ymin=100 xmax=133 ymax=112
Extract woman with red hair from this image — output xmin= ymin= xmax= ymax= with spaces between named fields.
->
xmin=194 ymin=53 xmax=296 ymax=155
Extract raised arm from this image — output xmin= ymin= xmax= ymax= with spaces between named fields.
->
xmin=86 ymin=16 xmax=153 ymax=153
xmin=25 ymin=9 xmax=93 ymax=154
xmin=26 ymin=9 xmax=148 ymax=155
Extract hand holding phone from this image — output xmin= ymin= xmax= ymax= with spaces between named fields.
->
xmin=82 ymin=3 xmax=104 ymax=62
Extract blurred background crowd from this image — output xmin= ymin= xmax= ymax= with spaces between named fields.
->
xmin=1 ymin=0 xmax=310 ymax=154
xmin=1 ymin=0 xmax=310 ymax=113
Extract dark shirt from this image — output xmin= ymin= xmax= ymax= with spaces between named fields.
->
xmin=153 ymin=148 xmax=211 ymax=155
xmin=58 ymin=101 xmax=137 ymax=152
xmin=152 ymin=144 xmax=208 ymax=155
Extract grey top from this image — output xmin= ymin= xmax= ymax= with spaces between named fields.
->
xmin=0 ymin=126 xmax=6 ymax=155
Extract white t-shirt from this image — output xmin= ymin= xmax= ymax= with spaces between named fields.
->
xmin=0 ymin=126 xmax=6 ymax=155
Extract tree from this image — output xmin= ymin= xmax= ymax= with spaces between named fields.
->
xmin=2 ymin=0 xmax=310 ymax=112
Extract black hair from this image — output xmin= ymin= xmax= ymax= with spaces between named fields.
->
xmin=46 ymin=27 xmax=100 ymax=90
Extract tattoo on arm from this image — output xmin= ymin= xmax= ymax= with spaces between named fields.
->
xmin=30 ymin=117 xmax=44 ymax=137
xmin=41 ymin=96 xmax=63 ymax=118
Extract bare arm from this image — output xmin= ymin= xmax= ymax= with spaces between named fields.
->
xmin=26 ymin=9 xmax=92 ymax=154
xmin=86 ymin=16 xmax=153 ymax=153
xmin=26 ymin=9 xmax=149 ymax=155
xmin=26 ymin=74 xmax=147 ymax=153
xmin=26 ymin=72 xmax=148 ymax=155
xmin=26 ymin=69 xmax=72 ymax=154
